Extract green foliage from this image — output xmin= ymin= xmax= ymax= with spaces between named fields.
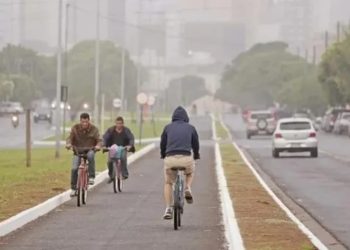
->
xmin=217 ymin=42 xmax=327 ymax=113
xmin=164 ymin=75 xmax=208 ymax=110
xmin=319 ymin=33 xmax=350 ymax=105
xmin=0 ymin=41 xmax=139 ymax=111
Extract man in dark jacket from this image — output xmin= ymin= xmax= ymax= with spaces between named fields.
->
xmin=103 ymin=116 xmax=135 ymax=181
xmin=160 ymin=106 xmax=200 ymax=220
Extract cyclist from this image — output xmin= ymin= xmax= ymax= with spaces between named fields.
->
xmin=66 ymin=113 xmax=101 ymax=197
xmin=160 ymin=106 xmax=200 ymax=220
xmin=103 ymin=116 xmax=135 ymax=182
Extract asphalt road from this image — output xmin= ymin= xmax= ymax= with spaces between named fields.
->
xmin=0 ymin=115 xmax=53 ymax=149
xmin=224 ymin=114 xmax=350 ymax=249
xmin=0 ymin=116 xmax=226 ymax=250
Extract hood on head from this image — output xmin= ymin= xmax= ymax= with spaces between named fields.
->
xmin=172 ymin=106 xmax=189 ymax=123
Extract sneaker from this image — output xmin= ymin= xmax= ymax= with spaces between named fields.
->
xmin=122 ymin=176 xmax=128 ymax=180
xmin=163 ymin=207 xmax=173 ymax=220
xmin=185 ymin=189 xmax=193 ymax=204
xmin=70 ymin=189 xmax=77 ymax=197
xmin=89 ymin=178 xmax=95 ymax=185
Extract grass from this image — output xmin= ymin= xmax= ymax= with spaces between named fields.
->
xmin=0 ymin=144 xmax=146 ymax=222
xmin=216 ymin=120 xmax=316 ymax=250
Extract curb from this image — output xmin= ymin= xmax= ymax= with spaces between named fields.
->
xmin=211 ymin=114 xmax=245 ymax=250
xmin=0 ymin=143 xmax=156 ymax=237
xmin=219 ymin=116 xmax=328 ymax=250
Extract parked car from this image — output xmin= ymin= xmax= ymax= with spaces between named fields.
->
xmin=33 ymin=106 xmax=52 ymax=124
xmin=321 ymin=108 xmax=350 ymax=132
xmin=272 ymin=118 xmax=318 ymax=158
xmin=0 ymin=101 xmax=24 ymax=115
xmin=246 ymin=110 xmax=276 ymax=139
xmin=333 ymin=112 xmax=350 ymax=134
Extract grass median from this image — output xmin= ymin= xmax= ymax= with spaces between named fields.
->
xmin=216 ymin=121 xmax=315 ymax=250
xmin=0 ymin=144 xmax=145 ymax=222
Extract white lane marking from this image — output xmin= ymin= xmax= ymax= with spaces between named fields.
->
xmin=211 ymin=114 xmax=245 ymax=250
xmin=0 ymin=143 xmax=156 ymax=237
xmin=319 ymin=149 xmax=350 ymax=164
xmin=219 ymin=116 xmax=328 ymax=250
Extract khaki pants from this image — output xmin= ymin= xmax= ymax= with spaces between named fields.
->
xmin=164 ymin=155 xmax=195 ymax=184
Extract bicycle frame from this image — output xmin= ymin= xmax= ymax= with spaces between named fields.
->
xmin=76 ymin=154 xmax=89 ymax=207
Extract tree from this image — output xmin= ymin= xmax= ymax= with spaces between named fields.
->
xmin=216 ymin=41 xmax=327 ymax=112
xmin=164 ymin=75 xmax=208 ymax=110
xmin=66 ymin=40 xmax=138 ymax=111
xmin=0 ymin=74 xmax=14 ymax=101
xmin=319 ymin=32 xmax=350 ymax=106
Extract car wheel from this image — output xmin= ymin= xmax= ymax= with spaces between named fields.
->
xmin=273 ymin=149 xmax=279 ymax=158
xmin=311 ymin=148 xmax=318 ymax=158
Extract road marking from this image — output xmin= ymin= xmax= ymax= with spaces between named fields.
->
xmin=211 ymin=114 xmax=245 ymax=250
xmin=219 ymin=116 xmax=328 ymax=250
xmin=0 ymin=143 xmax=156 ymax=237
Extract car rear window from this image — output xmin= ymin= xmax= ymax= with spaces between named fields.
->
xmin=280 ymin=122 xmax=311 ymax=130
xmin=251 ymin=113 xmax=272 ymax=119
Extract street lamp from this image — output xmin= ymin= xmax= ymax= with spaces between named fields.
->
xmin=137 ymin=92 xmax=148 ymax=146
xmin=55 ymin=0 xmax=63 ymax=159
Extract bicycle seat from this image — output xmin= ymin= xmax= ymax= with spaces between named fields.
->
xmin=171 ymin=166 xmax=186 ymax=171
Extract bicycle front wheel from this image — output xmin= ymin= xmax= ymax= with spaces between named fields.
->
xmin=174 ymin=207 xmax=178 ymax=230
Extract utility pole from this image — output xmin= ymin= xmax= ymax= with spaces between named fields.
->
xmin=94 ymin=0 xmax=100 ymax=125
xmin=312 ymin=45 xmax=317 ymax=65
xmin=63 ymin=2 xmax=70 ymax=139
xmin=325 ymin=30 xmax=329 ymax=49
xmin=337 ymin=21 xmax=341 ymax=43
xmin=120 ymin=40 xmax=126 ymax=112
xmin=55 ymin=0 xmax=63 ymax=159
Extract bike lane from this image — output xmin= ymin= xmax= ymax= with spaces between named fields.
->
xmin=0 ymin=117 xmax=227 ymax=250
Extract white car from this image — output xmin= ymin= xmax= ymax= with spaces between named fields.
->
xmin=272 ymin=118 xmax=318 ymax=158
xmin=246 ymin=110 xmax=276 ymax=139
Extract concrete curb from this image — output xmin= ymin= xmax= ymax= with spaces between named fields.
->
xmin=219 ymin=116 xmax=328 ymax=250
xmin=211 ymin=114 xmax=245 ymax=250
xmin=0 ymin=143 xmax=156 ymax=237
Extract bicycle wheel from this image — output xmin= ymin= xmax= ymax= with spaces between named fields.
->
xmin=174 ymin=207 xmax=178 ymax=230
xmin=117 ymin=162 xmax=123 ymax=192
xmin=118 ymin=177 xmax=123 ymax=192
xmin=113 ymin=164 xmax=117 ymax=193
xmin=77 ymin=170 xmax=82 ymax=207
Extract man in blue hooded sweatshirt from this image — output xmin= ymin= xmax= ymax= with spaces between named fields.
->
xmin=160 ymin=106 xmax=200 ymax=220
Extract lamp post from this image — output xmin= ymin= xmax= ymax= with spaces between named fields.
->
xmin=55 ymin=0 xmax=63 ymax=159
xmin=137 ymin=92 xmax=148 ymax=146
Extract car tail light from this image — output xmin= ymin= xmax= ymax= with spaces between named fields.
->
xmin=309 ymin=132 xmax=316 ymax=138
xmin=275 ymin=133 xmax=282 ymax=138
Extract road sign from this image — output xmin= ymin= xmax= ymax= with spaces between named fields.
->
xmin=147 ymin=95 xmax=156 ymax=106
xmin=137 ymin=93 xmax=148 ymax=105
xmin=113 ymin=98 xmax=122 ymax=108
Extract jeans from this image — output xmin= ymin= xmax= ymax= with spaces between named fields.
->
xmin=71 ymin=150 xmax=95 ymax=189
xmin=108 ymin=150 xmax=128 ymax=179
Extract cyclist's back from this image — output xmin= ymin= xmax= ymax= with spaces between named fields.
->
xmin=160 ymin=106 xmax=200 ymax=220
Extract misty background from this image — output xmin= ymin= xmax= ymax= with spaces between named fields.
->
xmin=0 ymin=0 xmax=350 ymax=114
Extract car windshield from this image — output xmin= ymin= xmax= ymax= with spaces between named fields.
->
xmin=36 ymin=107 xmax=50 ymax=113
xmin=342 ymin=113 xmax=350 ymax=119
xmin=251 ymin=113 xmax=272 ymax=119
xmin=280 ymin=122 xmax=311 ymax=130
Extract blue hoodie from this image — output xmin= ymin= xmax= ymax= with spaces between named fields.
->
xmin=160 ymin=106 xmax=200 ymax=159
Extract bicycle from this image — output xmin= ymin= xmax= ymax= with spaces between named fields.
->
xmin=171 ymin=166 xmax=186 ymax=230
xmin=72 ymin=147 xmax=97 ymax=207
xmin=103 ymin=145 xmax=127 ymax=193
